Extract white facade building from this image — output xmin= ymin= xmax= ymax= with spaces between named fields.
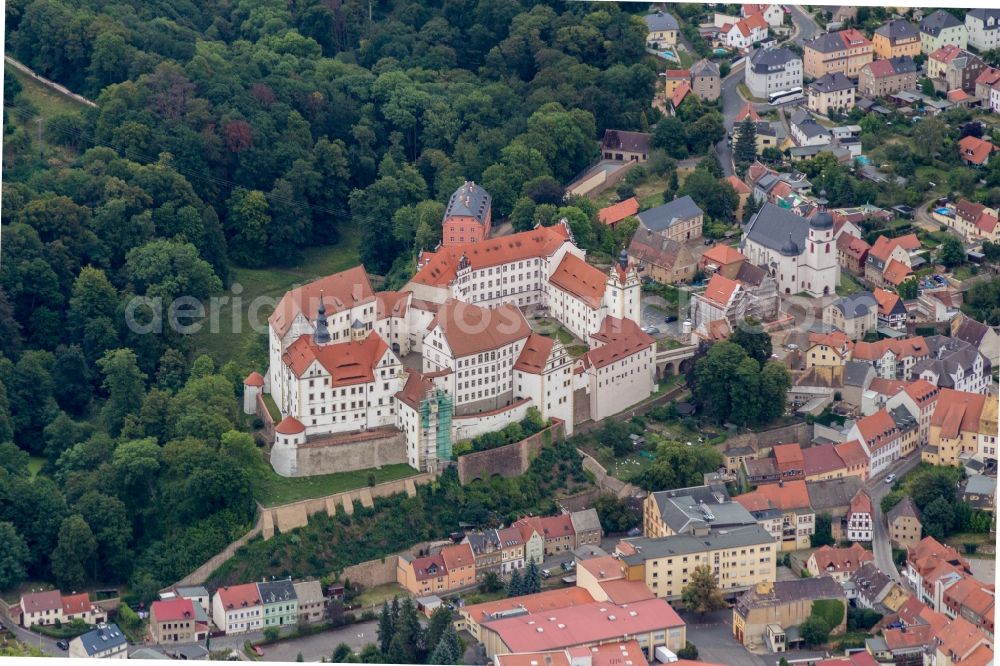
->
xmin=740 ymin=204 xmax=840 ymax=297
xmin=576 ymin=318 xmax=656 ymax=422
xmin=966 ymin=9 xmax=1000 ymax=50
xmin=745 ymin=47 xmax=803 ymax=99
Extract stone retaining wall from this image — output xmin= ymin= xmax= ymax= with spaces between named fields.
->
xmin=456 ymin=421 xmax=564 ymax=484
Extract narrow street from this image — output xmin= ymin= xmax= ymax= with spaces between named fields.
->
xmin=0 ymin=616 xmax=64 ymax=657
xmin=866 ymin=454 xmax=923 ymax=584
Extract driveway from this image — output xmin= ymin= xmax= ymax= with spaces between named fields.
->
xmin=258 ymin=620 xmax=378 ymax=662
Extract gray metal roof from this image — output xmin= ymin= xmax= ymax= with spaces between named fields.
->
xmin=621 ymin=524 xmax=775 ymax=564
xmin=875 ymin=20 xmax=919 ymax=43
xmin=831 ymin=292 xmax=876 ymax=318
xmin=806 ymin=476 xmax=863 ymax=511
xmin=445 ymin=181 xmax=491 ymax=226
xmin=791 ymin=111 xmax=830 ymax=139
xmin=691 ymin=59 xmax=720 ymax=77
xmin=743 ymin=203 xmax=810 ymax=255
xmin=886 ymin=496 xmax=921 ymax=522
xmin=637 ymin=195 xmax=703 ymax=232
xmin=969 ymin=9 xmax=1000 ymax=28
xmin=75 ymin=624 xmax=127 ymax=656
xmin=569 ymin=508 xmax=602 ymax=534
xmin=175 ymin=585 xmax=209 ymax=598
xmin=805 ymin=31 xmax=850 ymax=54
xmin=843 ymin=361 xmax=874 ymax=387
xmin=749 ymin=47 xmax=799 ymax=73
xmin=652 ymin=489 xmax=757 ymax=535
xmin=921 ymin=10 xmax=963 ymax=36
xmin=645 ymin=11 xmax=679 ymax=31
xmin=257 ymin=579 xmax=297 ymax=604
xmin=809 ymin=72 xmax=856 ymax=94
xmin=963 ymin=474 xmax=996 ymax=496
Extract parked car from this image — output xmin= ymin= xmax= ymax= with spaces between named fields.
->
xmin=646 ymin=326 xmax=660 ymax=335
xmin=56 ymin=641 xmax=69 ymax=651
xmin=541 ymin=569 xmax=552 ymax=578
xmin=704 ymin=238 xmax=714 ymax=245
xmin=784 ymin=343 xmax=799 ymax=351
xmin=884 ymin=473 xmax=896 ymax=485
xmin=253 ymin=646 xmax=265 ymax=657
xmin=664 ymin=315 xmax=677 ymax=323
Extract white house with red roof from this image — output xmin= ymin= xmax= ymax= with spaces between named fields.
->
xmin=212 ymin=583 xmax=264 ymax=635
xmin=846 ymin=409 xmax=902 ymax=476
xmin=742 ymin=3 xmax=784 ymax=27
xmin=846 ymin=489 xmax=874 ymax=542
xmin=575 ymin=318 xmax=656 ymax=422
xmin=719 ymin=13 xmax=769 ymax=50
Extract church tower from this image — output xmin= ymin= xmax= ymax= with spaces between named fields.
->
xmin=804 ymin=193 xmax=839 ymax=296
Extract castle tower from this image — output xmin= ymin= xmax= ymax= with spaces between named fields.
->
xmin=605 ymin=249 xmax=642 ymax=325
xmin=313 ymin=291 xmax=331 ymax=345
xmin=243 ymin=371 xmax=264 ymax=415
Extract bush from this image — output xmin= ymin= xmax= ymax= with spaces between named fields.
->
xmin=263 ymin=627 xmax=280 ymax=643
xmin=677 ymin=643 xmax=698 ymax=660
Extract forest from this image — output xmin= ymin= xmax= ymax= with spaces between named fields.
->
xmin=0 ymin=0 xmax=661 ymax=601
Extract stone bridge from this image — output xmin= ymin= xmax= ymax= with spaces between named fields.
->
xmin=656 ymin=344 xmax=699 ymax=377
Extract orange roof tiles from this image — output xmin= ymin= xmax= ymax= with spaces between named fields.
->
xmin=701 ymin=274 xmax=741 ymax=307
xmin=244 ymin=371 xmax=265 ymax=387
xmin=802 ymin=444 xmax=847 ymax=477
xmin=947 ymin=89 xmax=970 ymax=102
xmin=412 ymin=224 xmax=571 ymax=288
xmin=809 ymin=330 xmax=852 ymax=351
xmin=735 ymin=479 xmax=811 ymax=512
xmin=867 ymin=378 xmax=908 ymax=396
xmin=931 ymin=389 xmax=988 ymax=439
xmin=583 ymin=316 xmax=654 ymax=370
xmin=440 ymin=542 xmax=475 ymax=571
xmin=810 ymin=543 xmax=874 ymax=573
xmin=274 ymin=415 xmax=305 ymax=434
xmin=283 ymin=330 xmax=390 ymax=384
xmin=671 ymin=81 xmax=692 ymax=109
xmin=598 ymin=197 xmax=640 ymax=226
xmin=463 ymin=587 xmax=595 ymax=624
xmin=702 ymin=244 xmax=746 ymax=266
xmin=959 ymin=135 xmax=996 ymax=166
xmin=852 ymin=336 xmax=929 ymax=362
xmin=961 ymin=644 xmax=994 ymax=666
xmin=664 ymin=69 xmax=691 ymax=79
xmin=514 ymin=333 xmax=556 ymax=374
xmin=773 ymin=443 xmax=804 ymax=466
xmin=873 ymin=288 xmax=902 ymax=316
xmin=834 ymin=440 xmax=869 ymax=469
xmin=724 ymin=175 xmax=752 ymax=195
xmin=395 ymin=369 xmax=435 ymax=409
xmin=903 ymin=379 xmax=940 ymax=407
xmin=849 ymin=488 xmax=873 ymax=515
xmin=868 ymin=234 xmax=919 ymax=262
xmin=430 ymin=300 xmax=531 ymax=357
xmin=578 ymin=556 xmax=625 ymax=581
xmin=216 ymin=583 xmax=262 ymax=611
xmin=152 ymin=598 xmax=195 ymax=623
xmin=935 ymin=615 xmax=990 ymax=661
xmin=836 ymin=233 xmax=870 ymax=260
xmin=548 ymin=253 xmax=608 ymax=308
xmin=376 ymin=290 xmax=410 ymax=319
xmin=61 ymin=593 xmax=93 ymax=616
xmin=407 ymin=552 xmax=447 ymax=581
xmin=855 ymin=409 xmax=899 ymax=450
xmin=597 ymin=580 xmax=656 ymax=604
xmin=930 ymin=44 xmax=963 ymax=64
xmin=976 ymin=210 xmax=998 ymax=233
xmin=882 ymin=259 xmax=913 ymax=286
xmin=269 ymin=266 xmax=375 ymax=338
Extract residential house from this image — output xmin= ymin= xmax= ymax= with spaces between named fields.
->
xmin=803 ymin=29 xmax=874 ymax=79
xmin=886 ymin=379 xmax=941 ymax=446
xmin=802 ymin=444 xmax=849 ymax=481
xmin=397 ymin=542 xmax=478 ymax=596
xmin=69 ymin=623 xmax=127 ymax=660
xmin=835 ymin=233 xmax=871 ymax=277
xmin=734 ymin=480 xmax=815 ymax=551
xmin=662 ymin=69 xmax=690 ymax=98
xmin=690 ymin=59 xmax=721 ymax=101
xmin=465 ymin=530 xmax=504 ymax=578
xmin=806 ymin=330 xmax=853 ymax=371
xmin=496 ymin=526 xmax=527 ymax=573
xmin=806 ymin=477 xmax=865 ymax=529
xmin=569 ymin=509 xmax=602 ymax=548
xmin=975 ymin=67 xmax=1000 ymax=105
xmin=806 ymin=543 xmax=875 ymax=582
xmin=257 ymin=579 xmax=297 ymax=629
xmin=627 ymin=227 xmax=697 ymax=285
xmin=928 ymin=46 xmax=986 ymax=94
xmin=846 ymin=489 xmax=874 ymax=542
xmin=734 ymin=261 xmax=780 ymax=322
xmin=166 ymin=586 xmax=210 ymax=616
xmin=808 ymin=73 xmax=857 ymax=115
xmin=960 ymin=475 xmax=996 ymax=513
xmin=441 ymin=542 xmax=477 ymax=590
xmin=18 ymin=590 xmax=63 ymax=627
xmin=913 ymin=335 xmax=991 ymax=395
xmin=852 ymin=336 xmax=930 ymax=380
xmin=700 ymin=243 xmax=747 ymax=280
xmin=952 ymin=314 xmax=1000 ymax=367
xmin=858 ymin=57 xmax=919 ymax=99
xmin=789 ymin=109 xmax=832 ymax=147
xmin=931 ymin=616 xmax=993 ymax=665
xmin=864 ymin=234 xmax=920 ymax=289
xmin=598 ymin=197 xmax=639 ymax=229
xmin=743 ymin=4 xmax=785 ymax=28
xmin=824 ymin=292 xmax=877 ymax=340
xmin=847 ymin=408 xmax=901 ymax=477
xmin=835 ymin=439 xmax=870 ymax=481
xmin=442 ymin=181 xmax=492 ymax=247
xmin=958 ymin=136 xmax=997 ymax=167
xmin=150 ymin=598 xmax=203 ymax=645
xmin=850 ymin=562 xmax=905 ymax=612
xmin=293 ymin=581 xmax=326 ymax=624
xmin=644 ymin=11 xmax=679 ymax=48
xmin=874 ymin=20 xmax=922 ymax=59
xmin=513 ymin=515 xmax=576 ymax=557
xmin=921 ymin=9 xmax=968 ymax=54
xmin=720 ymin=13 xmax=769 ymax=51
xmin=617 ymin=525 xmax=777 ymax=600
xmin=924 ymin=389 xmax=990 ymax=466
xmin=211 ymin=584 xmax=264 ymax=635
xmin=936 ymin=199 xmax=1000 ymax=241
xmin=601 ymin=130 xmax=651 ymax=163
xmin=966 ymin=9 xmax=1000 ymax=51
xmin=942 ymin=575 xmax=995 ymax=637
xmin=732 ymin=578 xmax=846 ymax=651
xmin=873 ymin=288 xmax=907 ymax=331
xmin=62 ymin=593 xmax=104 ymax=625
xmin=904 ymin=537 xmax=971 ymax=603
xmin=887 ymin=497 xmax=923 ymax=550
xmin=745 ymin=47 xmax=803 ymax=99
xmin=636 ymin=195 xmax=703 ymax=243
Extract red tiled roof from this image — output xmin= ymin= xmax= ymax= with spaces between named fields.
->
xmin=152 ymin=598 xmax=195 ymax=623
xmin=514 ymin=333 xmax=556 ymax=374
xmin=671 ymin=81 xmax=692 ymax=109
xmin=395 ymin=369 xmax=435 ymax=409
xmin=463 ymin=588 xmax=595 ymax=624
xmin=975 ymin=67 xmax=1000 ymax=87
xmin=882 ymin=259 xmax=912 ymax=286
xmin=852 ymin=336 xmax=929 ymax=362
xmin=61 ymin=593 xmax=93 ymax=616
xmin=865 ymin=58 xmax=896 ymax=79
xmin=408 ymin=553 xmax=447 ymax=582
xmin=411 ymin=224 xmax=571 ymax=288
xmin=947 ymin=89 xmax=970 ymax=102
xmin=809 ymin=330 xmax=852 ymax=351
xmin=834 ymin=440 xmax=869 ymax=469
xmin=836 ymin=233 xmax=870 ymax=260
xmin=930 ymin=44 xmax=963 ymax=64
xmin=803 ymin=445 xmax=846 ymax=477
xmin=548 ymin=253 xmax=608 ymax=308
xmin=724 ymin=175 xmax=752 ymax=195
xmin=850 ymin=488 xmax=873 ymax=515
xmin=935 ymin=615 xmax=990 ymax=662
xmin=736 ymin=479 xmax=811 ymax=511
xmin=283 ymin=330 xmax=390 ymax=383
xmin=903 ymin=379 xmax=939 ymax=407
xmin=868 ymin=234 xmax=919 ymax=262
xmin=430 ymin=300 xmax=531 ymax=357
xmin=873 ymin=288 xmax=901 ymax=316
xmin=376 ymin=290 xmax=410 ymax=319
xmin=959 ymin=135 xmax=996 ymax=166
xmin=582 ymin=318 xmax=654 ymax=370
xmin=598 ymin=197 xmax=640 ymax=226
xmin=244 ymin=371 xmax=264 ymax=387
xmin=269 ymin=266 xmax=375 ymax=339
xmin=664 ymin=69 xmax=691 ymax=79
xmin=773 ymin=443 xmax=804 ymax=466
xmin=931 ymin=389 xmax=988 ymax=439
xmin=21 ymin=590 xmax=63 ymax=614
xmin=701 ymin=274 xmax=741 ymax=307
xmin=216 ymin=583 xmax=262 ymax=612
xmin=440 ymin=543 xmax=475 ymax=571
xmin=855 ymin=409 xmax=898 ymax=449
xmin=702 ymin=243 xmax=746 ymax=266
xmin=976 ymin=210 xmax=998 ymax=234
xmin=810 ymin=543 xmax=874 ymax=573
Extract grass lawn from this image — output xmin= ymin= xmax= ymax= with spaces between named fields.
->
xmin=836 ymin=272 xmax=866 ymax=297
xmin=946 ymin=532 xmax=996 ymax=558
xmin=254 ymin=462 xmax=417 ymax=507
xmin=953 ymin=265 xmax=978 ymax=281
xmin=26 ymin=456 xmax=45 ymax=478
xmin=6 ymin=64 xmax=88 ymax=120
xmin=737 ymin=83 xmax=765 ymax=103
xmin=191 ymin=227 xmax=362 ymax=364
xmin=354 ymin=583 xmax=409 ymax=609
xmin=677 ymin=49 xmax=695 ymax=69
xmin=606 ymin=453 xmax=654 ymax=481
xmin=262 ymin=394 xmax=281 ymax=422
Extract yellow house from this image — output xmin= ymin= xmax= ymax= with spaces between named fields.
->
xmin=732 ymin=578 xmax=846 ymax=651
xmin=873 ymin=20 xmax=922 ymax=59
xmin=923 ymin=389 xmax=988 ymax=466
xmin=806 ymin=331 xmax=853 ymax=370
xmin=663 ymin=69 xmax=690 ymax=98
xmin=644 ymin=11 xmax=679 ymax=48
xmin=617 ymin=526 xmax=777 ymax=601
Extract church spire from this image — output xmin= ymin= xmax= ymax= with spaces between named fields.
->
xmin=314 ymin=290 xmax=331 ymax=345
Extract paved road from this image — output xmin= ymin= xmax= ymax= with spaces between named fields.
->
xmin=0 ymin=616 xmax=63 ymax=657
xmin=716 ymin=64 xmax=745 ymax=177
xmin=868 ymin=453 xmax=923 ymax=583
xmin=787 ymin=6 xmax=820 ymax=44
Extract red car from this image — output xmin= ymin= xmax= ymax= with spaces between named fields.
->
xmin=253 ymin=646 xmax=265 ymax=657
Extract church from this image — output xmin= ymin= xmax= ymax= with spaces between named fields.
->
xmin=740 ymin=202 xmax=840 ymax=297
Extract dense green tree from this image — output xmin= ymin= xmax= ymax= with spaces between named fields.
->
xmin=939 ymin=236 xmax=966 ymax=268
xmin=424 ymin=606 xmax=454 ymax=661
xmin=73 ymin=492 xmax=132 ymax=577
xmin=593 ymin=494 xmax=641 ymax=533
xmin=812 ymin=514 xmax=835 ymax=547
xmin=679 ymin=170 xmax=739 ymax=222
xmin=51 ymin=514 xmax=98 ymax=589
xmin=632 ymin=441 xmax=724 ymax=492
xmin=922 ymin=496 xmax=956 ymax=540
xmin=524 ymin=559 xmax=541 ymax=595
xmin=386 ymin=598 xmax=422 ymax=664
xmin=898 ymin=278 xmax=919 ymax=300
xmin=8 ymin=351 xmax=59 ymax=450
xmin=652 ymin=117 xmax=689 ymax=158
xmin=799 ymin=614 xmax=831 ymax=647
xmin=681 ymin=565 xmax=726 ymax=616
xmin=730 ymin=319 xmax=772 ymax=366
xmin=507 ymin=569 xmax=524 ymax=597
xmin=0 ymin=522 xmax=29 ymax=590
xmin=733 ymin=117 xmax=757 ymax=168
xmin=427 ymin=624 xmax=462 ymax=665
xmin=98 ymin=349 xmax=147 ymax=435
xmin=124 ymin=240 xmax=222 ymax=303
xmin=377 ymin=601 xmax=395 ymax=655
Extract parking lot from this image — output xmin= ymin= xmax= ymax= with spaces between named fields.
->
xmin=640 ymin=303 xmax=685 ymax=338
